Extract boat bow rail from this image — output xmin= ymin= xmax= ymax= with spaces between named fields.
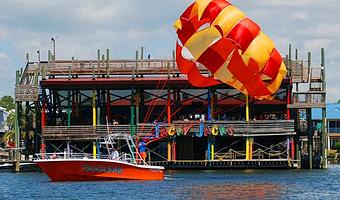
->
xmin=35 ymin=133 xmax=147 ymax=165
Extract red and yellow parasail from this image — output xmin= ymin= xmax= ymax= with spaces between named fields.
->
xmin=174 ymin=0 xmax=287 ymax=100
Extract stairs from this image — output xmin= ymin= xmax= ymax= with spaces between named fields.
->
xmin=15 ymin=61 xmax=40 ymax=102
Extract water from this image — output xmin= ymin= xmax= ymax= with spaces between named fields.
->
xmin=0 ymin=165 xmax=340 ymax=200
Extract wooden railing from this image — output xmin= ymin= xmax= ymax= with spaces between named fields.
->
xmin=283 ymin=58 xmax=309 ymax=83
xmin=288 ymin=92 xmax=326 ymax=109
xmin=42 ymin=120 xmax=295 ymax=140
xmin=34 ymin=59 xmax=209 ymax=77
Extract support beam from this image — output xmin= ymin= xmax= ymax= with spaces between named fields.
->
xmin=106 ymin=90 xmax=111 ymax=122
xmin=249 ymin=138 xmax=253 ymax=160
xmin=96 ymin=90 xmax=101 ymax=125
xmin=246 ymin=95 xmax=249 ymax=122
xmin=167 ymin=89 xmax=172 ymax=161
xmin=167 ymin=89 xmax=171 ymax=124
xmin=207 ymin=137 xmax=211 ymax=160
xmin=72 ymin=91 xmax=76 ymax=118
xmin=93 ymin=142 xmax=97 ymax=159
xmin=211 ymin=137 xmax=215 ymax=160
xmin=307 ymin=109 xmax=313 ymax=169
xmin=130 ymin=88 xmax=135 ymax=136
xmin=207 ymin=88 xmax=212 ymax=161
xmin=67 ymin=88 xmax=71 ymax=127
xmin=135 ymin=90 xmax=140 ymax=124
xmin=246 ymin=138 xmax=250 ymax=160
xmin=34 ymin=104 xmax=39 ymax=154
xmin=167 ymin=141 xmax=172 ymax=161
xmin=66 ymin=141 xmax=70 ymax=159
xmin=41 ymin=88 xmax=47 ymax=159
xmin=287 ymin=137 xmax=290 ymax=159
xmin=92 ymin=89 xmax=96 ymax=127
xmin=97 ymin=142 xmax=101 ymax=159
xmin=15 ymin=70 xmax=21 ymax=172
xmin=207 ymin=88 xmax=211 ymax=121
xmin=172 ymin=138 xmax=176 ymax=161
xmin=41 ymin=90 xmax=46 ymax=129
xmin=25 ymin=101 xmax=30 ymax=161
xmin=291 ymin=137 xmax=295 ymax=160
xmin=287 ymin=81 xmax=291 ymax=120
xmin=321 ymin=48 xmax=327 ymax=169
xmin=245 ymin=95 xmax=252 ymax=160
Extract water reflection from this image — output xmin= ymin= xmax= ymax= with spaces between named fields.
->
xmin=180 ymin=183 xmax=284 ymax=200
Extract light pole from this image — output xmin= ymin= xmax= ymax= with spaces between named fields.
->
xmin=51 ymin=37 xmax=58 ymax=60
xmin=37 ymin=50 xmax=41 ymax=75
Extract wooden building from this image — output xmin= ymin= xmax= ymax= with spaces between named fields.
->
xmin=13 ymin=45 xmax=327 ymax=169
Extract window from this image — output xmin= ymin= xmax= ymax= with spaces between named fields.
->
xmin=329 ymin=120 xmax=340 ymax=133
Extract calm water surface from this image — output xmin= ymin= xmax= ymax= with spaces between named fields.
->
xmin=0 ymin=165 xmax=339 ymax=200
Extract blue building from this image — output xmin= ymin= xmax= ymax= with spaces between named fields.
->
xmin=0 ymin=106 xmax=9 ymax=135
xmin=312 ymin=103 xmax=340 ymax=150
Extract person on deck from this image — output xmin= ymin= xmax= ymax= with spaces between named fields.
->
xmin=111 ymin=147 xmax=119 ymax=160
xmin=138 ymin=140 xmax=147 ymax=161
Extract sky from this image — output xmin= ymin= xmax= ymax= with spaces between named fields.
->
xmin=0 ymin=0 xmax=339 ymax=102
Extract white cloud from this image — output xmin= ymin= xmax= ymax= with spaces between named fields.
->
xmin=303 ymin=39 xmax=333 ymax=51
xmin=0 ymin=53 xmax=9 ymax=61
xmin=292 ymin=12 xmax=309 ymax=20
xmin=298 ymin=24 xmax=340 ymax=38
xmin=0 ymin=52 xmax=14 ymax=97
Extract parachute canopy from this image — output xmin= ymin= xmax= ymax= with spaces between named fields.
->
xmin=174 ymin=0 xmax=287 ymax=100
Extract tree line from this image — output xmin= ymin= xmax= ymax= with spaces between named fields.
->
xmin=0 ymin=95 xmax=15 ymax=146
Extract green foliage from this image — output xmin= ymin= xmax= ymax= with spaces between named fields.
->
xmin=338 ymin=99 xmax=340 ymax=104
xmin=6 ymin=111 xmax=15 ymax=130
xmin=2 ymin=129 xmax=15 ymax=144
xmin=0 ymin=95 xmax=15 ymax=111
xmin=335 ymin=142 xmax=340 ymax=153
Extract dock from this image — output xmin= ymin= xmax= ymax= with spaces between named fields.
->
xmin=151 ymin=159 xmax=299 ymax=170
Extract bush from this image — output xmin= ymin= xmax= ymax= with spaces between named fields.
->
xmin=335 ymin=142 xmax=340 ymax=153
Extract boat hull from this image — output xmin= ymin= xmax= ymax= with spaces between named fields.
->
xmin=35 ymin=159 xmax=164 ymax=182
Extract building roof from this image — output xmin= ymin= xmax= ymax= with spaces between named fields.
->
xmin=312 ymin=103 xmax=340 ymax=120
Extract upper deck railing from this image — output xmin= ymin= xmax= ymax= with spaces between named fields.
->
xmin=42 ymin=120 xmax=295 ymax=141
xmin=35 ymin=59 xmax=210 ymax=78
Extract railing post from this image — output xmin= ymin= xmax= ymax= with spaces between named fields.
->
xmin=106 ymin=90 xmax=111 ymax=123
xmin=106 ymin=49 xmax=110 ymax=77
xmin=321 ymin=48 xmax=327 ymax=169
xmin=140 ymin=46 xmax=144 ymax=71
xmin=97 ymin=49 xmax=100 ymax=76
xmin=133 ymin=50 xmax=138 ymax=79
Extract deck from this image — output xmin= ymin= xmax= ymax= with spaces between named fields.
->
xmin=42 ymin=120 xmax=295 ymax=141
xmin=150 ymin=159 xmax=299 ymax=169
